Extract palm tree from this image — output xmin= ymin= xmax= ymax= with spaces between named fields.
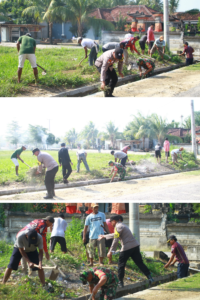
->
xmin=44 ymin=0 xmax=115 ymax=37
xmin=149 ymin=113 xmax=169 ymax=143
xmin=80 ymin=121 xmax=98 ymax=148
xmin=65 ymin=128 xmax=78 ymax=146
xmin=169 ymin=0 xmax=180 ymax=14
xmin=103 ymin=121 xmax=121 ymax=148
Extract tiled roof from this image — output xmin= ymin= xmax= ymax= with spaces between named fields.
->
xmin=172 ymin=12 xmax=200 ymax=21
xmin=168 ymin=127 xmax=200 ymax=137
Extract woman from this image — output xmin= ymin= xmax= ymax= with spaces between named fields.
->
xmin=137 ymin=58 xmax=155 ymax=78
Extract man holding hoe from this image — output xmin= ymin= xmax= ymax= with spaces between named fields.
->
xmin=11 ymin=145 xmax=27 ymax=176
xmin=171 ymin=147 xmax=184 ymax=165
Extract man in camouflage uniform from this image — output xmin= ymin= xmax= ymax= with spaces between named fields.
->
xmin=137 ymin=58 xmax=155 ymax=78
xmin=108 ymin=161 xmax=126 ymax=182
xmin=80 ymin=267 xmax=119 ymax=300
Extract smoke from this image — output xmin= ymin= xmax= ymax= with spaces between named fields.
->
xmin=36 ymin=127 xmax=48 ymax=149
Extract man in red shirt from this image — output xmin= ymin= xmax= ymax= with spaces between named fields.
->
xmin=120 ymin=36 xmax=140 ymax=65
xmin=164 ymin=235 xmax=189 ymax=278
xmin=179 ymin=42 xmax=194 ymax=65
xmin=147 ymin=24 xmax=155 ymax=54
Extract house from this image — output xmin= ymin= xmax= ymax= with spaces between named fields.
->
xmin=167 ymin=126 xmax=200 ymax=142
xmin=105 ymin=138 xmax=150 ymax=151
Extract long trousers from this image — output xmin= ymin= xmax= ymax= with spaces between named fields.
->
xmin=121 ymin=156 xmax=127 ymax=167
xmin=62 ymin=162 xmax=72 ymax=180
xmin=89 ymin=45 xmax=99 ymax=66
xmin=45 ymin=166 xmax=58 ymax=195
xmin=96 ymin=66 xmax=118 ymax=96
xmin=118 ymin=246 xmax=150 ymax=281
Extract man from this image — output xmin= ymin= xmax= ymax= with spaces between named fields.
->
xmin=147 ymin=24 xmax=155 ymax=54
xmin=139 ymin=33 xmax=147 ymax=55
xmin=58 ymin=143 xmax=73 ymax=184
xmin=108 ymin=161 xmax=126 ymax=182
xmin=122 ymin=145 xmax=131 ymax=162
xmin=83 ymin=203 xmax=110 ymax=267
xmin=120 ymin=36 xmax=140 ymax=65
xmin=137 ymin=58 xmax=155 ymax=78
xmin=50 ymin=213 xmax=67 ymax=254
xmin=17 ymin=33 xmax=38 ymax=83
xmin=155 ymin=142 xmax=162 ymax=164
xmin=102 ymin=42 xmax=120 ymax=53
xmin=77 ymin=37 xmax=99 ymax=66
xmin=163 ymin=138 xmax=170 ymax=163
xmin=76 ymin=148 xmax=90 ymax=172
xmin=150 ymin=36 xmax=165 ymax=59
xmin=164 ymin=235 xmax=189 ymax=278
xmin=110 ymin=150 xmax=127 ymax=167
xmin=171 ymin=147 xmax=184 ymax=165
xmin=179 ymin=42 xmax=194 ymax=65
xmin=18 ymin=216 xmax=54 ymax=274
xmin=98 ymin=215 xmax=154 ymax=288
xmin=80 ymin=267 xmax=118 ymax=300
xmin=95 ymin=47 xmax=124 ymax=97
xmin=3 ymin=229 xmax=45 ymax=285
xmin=125 ymin=31 xmax=133 ymax=39
xmin=32 ymin=148 xmax=59 ymax=199
xmin=11 ymin=145 xmax=27 ymax=176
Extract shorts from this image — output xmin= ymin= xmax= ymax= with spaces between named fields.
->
xmin=177 ymin=263 xmax=189 ymax=278
xmin=105 ymin=238 xmax=113 ymax=248
xmin=171 ymin=153 xmax=177 ymax=163
xmin=148 ymin=41 xmax=154 ymax=50
xmin=87 ymin=238 xmax=106 ymax=258
xmin=8 ymin=247 xmax=39 ymax=271
xmin=50 ymin=236 xmax=67 ymax=252
xmin=139 ymin=41 xmax=145 ymax=50
xmin=18 ymin=54 xmax=37 ymax=68
xmin=165 ymin=151 xmax=169 ymax=157
xmin=155 ymin=150 xmax=161 ymax=158
xmin=11 ymin=158 xmax=19 ymax=167
xmin=151 ymin=44 xmax=162 ymax=55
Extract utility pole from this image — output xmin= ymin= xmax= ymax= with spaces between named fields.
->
xmin=129 ymin=203 xmax=140 ymax=244
xmin=163 ymin=0 xmax=170 ymax=50
xmin=191 ymin=100 xmax=197 ymax=159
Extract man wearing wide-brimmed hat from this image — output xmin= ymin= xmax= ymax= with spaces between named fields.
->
xmin=150 ymin=35 xmax=165 ymax=59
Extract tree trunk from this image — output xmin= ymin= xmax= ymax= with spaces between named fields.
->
xmin=143 ymin=137 xmax=145 ymax=150
xmin=49 ymin=22 xmax=53 ymax=44
xmin=77 ymin=19 xmax=82 ymax=37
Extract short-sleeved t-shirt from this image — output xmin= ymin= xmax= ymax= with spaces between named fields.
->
xmin=155 ymin=38 xmax=165 ymax=47
xmin=139 ymin=35 xmax=147 ymax=43
xmin=114 ymin=151 xmax=127 ymax=159
xmin=11 ymin=147 xmax=23 ymax=159
xmin=81 ymin=39 xmax=95 ymax=49
xmin=85 ymin=212 xmax=106 ymax=239
xmin=171 ymin=242 xmax=189 ymax=264
xmin=14 ymin=231 xmax=43 ymax=253
xmin=51 ymin=217 xmax=67 ymax=238
xmin=106 ymin=219 xmax=114 ymax=234
xmin=183 ymin=46 xmax=194 ymax=59
xmin=155 ymin=145 xmax=162 ymax=151
xmin=171 ymin=149 xmax=181 ymax=155
xmin=122 ymin=146 xmax=130 ymax=154
xmin=18 ymin=36 xmax=36 ymax=55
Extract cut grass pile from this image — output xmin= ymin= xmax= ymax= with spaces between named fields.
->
xmin=0 ymin=150 xmax=150 ymax=185
xmin=0 ymin=218 xmax=172 ymax=299
xmin=0 ymin=42 xmax=183 ymax=97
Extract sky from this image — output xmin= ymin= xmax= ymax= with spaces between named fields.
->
xmin=0 ymin=98 xmax=199 ymax=139
xmin=178 ymin=0 xmax=200 ymax=12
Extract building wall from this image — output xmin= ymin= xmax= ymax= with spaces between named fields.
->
xmin=52 ymin=22 xmax=95 ymax=40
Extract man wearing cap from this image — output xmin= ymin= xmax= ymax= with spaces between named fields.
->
xmin=32 ymin=148 xmax=58 ymax=199
xmin=78 ymin=37 xmax=99 ymax=66
xmin=58 ymin=143 xmax=73 ymax=184
xmin=98 ymin=215 xmax=154 ymax=288
xmin=165 ymin=235 xmax=189 ymax=278
xmin=110 ymin=150 xmax=127 ymax=167
xmin=137 ymin=58 xmax=155 ymax=78
xmin=179 ymin=41 xmax=194 ymax=65
xmin=83 ymin=204 xmax=110 ymax=267
xmin=3 ymin=229 xmax=45 ymax=285
xmin=95 ymin=48 xmax=124 ymax=97
xmin=50 ymin=213 xmax=68 ymax=254
xmin=171 ymin=147 xmax=184 ymax=165
xmin=108 ymin=161 xmax=126 ymax=182
xmin=120 ymin=36 xmax=140 ymax=65
xmin=150 ymin=36 xmax=165 ymax=59
xmin=76 ymin=148 xmax=90 ymax=172
xmin=17 ymin=33 xmax=38 ymax=83
xmin=80 ymin=267 xmax=118 ymax=300
xmin=11 ymin=145 xmax=27 ymax=176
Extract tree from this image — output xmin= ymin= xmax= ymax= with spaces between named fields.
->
xmin=102 ymin=121 xmax=121 ymax=148
xmin=44 ymin=0 xmax=115 ymax=37
xmin=183 ymin=111 xmax=200 ymax=129
xmin=0 ymin=0 xmax=32 ymax=24
xmin=115 ymin=13 xmax=128 ymax=31
xmin=46 ymin=133 xmax=55 ymax=146
xmin=150 ymin=113 xmax=169 ymax=143
xmin=65 ymin=128 xmax=78 ymax=146
xmin=198 ymin=17 xmax=200 ymax=31
xmin=168 ymin=120 xmax=180 ymax=128
xmin=29 ymin=124 xmax=48 ymax=145
xmin=169 ymin=0 xmax=180 ymax=14
xmin=6 ymin=121 xmax=21 ymax=147
xmin=80 ymin=122 xmax=98 ymax=148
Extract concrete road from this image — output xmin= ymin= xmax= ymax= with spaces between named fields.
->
xmin=175 ymin=85 xmax=200 ymax=97
xmin=1 ymin=170 xmax=199 ymax=200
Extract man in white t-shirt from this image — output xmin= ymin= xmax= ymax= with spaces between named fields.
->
xmin=110 ymin=150 xmax=127 ymax=167
xmin=50 ymin=214 xmax=67 ymax=253
xmin=171 ymin=147 xmax=184 ymax=164
xmin=77 ymin=37 xmax=99 ymax=66
xmin=76 ymin=148 xmax=90 ymax=172
xmin=125 ymin=31 xmax=133 ymax=39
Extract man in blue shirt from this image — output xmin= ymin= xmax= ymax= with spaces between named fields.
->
xmin=83 ymin=204 xmax=110 ymax=266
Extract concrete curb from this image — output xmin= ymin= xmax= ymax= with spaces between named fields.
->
xmin=75 ymin=272 xmax=177 ymax=300
xmin=0 ymin=168 xmax=199 ymax=196
xmin=51 ymin=63 xmax=186 ymax=97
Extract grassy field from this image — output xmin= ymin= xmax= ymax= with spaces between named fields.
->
xmin=0 ymin=218 xmax=172 ymax=299
xmin=0 ymin=150 xmax=150 ymax=186
xmin=184 ymin=63 xmax=200 ymax=71
xmin=0 ymin=42 xmax=182 ymax=97
xmin=166 ymin=273 xmax=200 ymax=291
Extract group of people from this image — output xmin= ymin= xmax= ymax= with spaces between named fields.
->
xmin=155 ymin=138 xmax=184 ymax=165
xmin=3 ymin=204 xmax=190 ymax=300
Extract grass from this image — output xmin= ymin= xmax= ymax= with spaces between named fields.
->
xmin=184 ymin=62 xmax=200 ymax=71
xmin=0 ymin=42 xmax=184 ymax=97
xmin=0 ymin=150 xmax=150 ymax=186
xmin=166 ymin=273 xmax=200 ymax=291
xmin=0 ymin=218 xmax=172 ymax=299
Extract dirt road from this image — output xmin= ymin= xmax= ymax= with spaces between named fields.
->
xmin=1 ymin=171 xmax=199 ymax=200
xmin=89 ymin=67 xmax=200 ymax=97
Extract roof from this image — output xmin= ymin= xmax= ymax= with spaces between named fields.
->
xmin=172 ymin=12 xmax=200 ymax=21
xmin=89 ymin=5 xmax=162 ymax=23
xmin=168 ymin=127 xmax=200 ymax=137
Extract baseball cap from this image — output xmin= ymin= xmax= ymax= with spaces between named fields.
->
xmin=43 ymin=216 xmax=54 ymax=223
xmin=27 ymin=229 xmax=38 ymax=245
xmin=167 ymin=235 xmax=177 ymax=243
xmin=77 ymin=37 xmax=82 ymax=43
xmin=26 ymin=33 xmax=32 ymax=37
xmin=32 ymin=148 xmax=40 ymax=154
xmin=91 ymin=203 xmax=99 ymax=208
xmin=115 ymin=48 xmax=124 ymax=60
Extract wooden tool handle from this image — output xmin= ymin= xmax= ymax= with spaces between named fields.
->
xmin=33 ymin=264 xmax=56 ymax=269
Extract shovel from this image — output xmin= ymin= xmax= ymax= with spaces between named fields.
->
xmin=33 ymin=264 xmax=59 ymax=280
xmin=37 ymin=63 xmax=47 ymax=75
xmin=50 ymin=259 xmax=67 ymax=279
